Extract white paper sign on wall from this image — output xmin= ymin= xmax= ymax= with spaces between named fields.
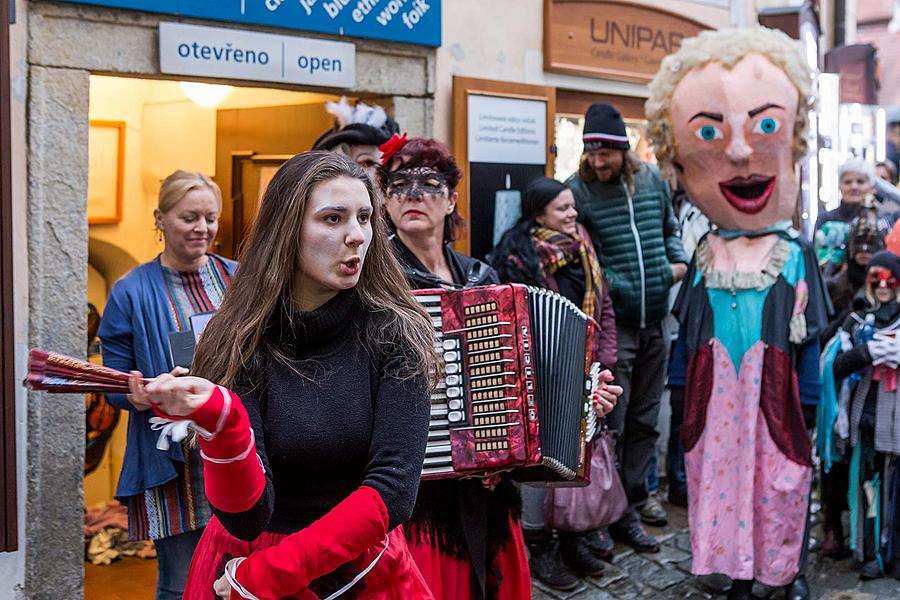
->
xmin=159 ymin=22 xmax=356 ymax=89
xmin=467 ymin=95 xmax=547 ymax=165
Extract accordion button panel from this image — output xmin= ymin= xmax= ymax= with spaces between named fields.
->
xmin=416 ymin=284 xmax=593 ymax=483
xmin=416 ymin=285 xmax=537 ymax=479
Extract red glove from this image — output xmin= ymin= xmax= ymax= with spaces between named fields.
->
xmin=183 ymin=386 xmax=266 ymax=513
xmin=232 ymin=486 xmax=389 ymax=599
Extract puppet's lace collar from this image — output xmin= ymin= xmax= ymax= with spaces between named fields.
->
xmin=696 ymin=235 xmax=790 ymax=292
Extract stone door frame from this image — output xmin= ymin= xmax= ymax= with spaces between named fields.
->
xmin=23 ymin=3 xmax=434 ymax=597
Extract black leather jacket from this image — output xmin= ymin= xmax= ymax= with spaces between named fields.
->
xmin=390 ymin=235 xmax=499 ymax=290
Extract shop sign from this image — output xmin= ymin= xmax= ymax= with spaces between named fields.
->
xmin=159 ymin=22 xmax=356 ymax=88
xmin=57 ymin=0 xmax=441 ymax=47
xmin=467 ymin=95 xmax=547 ymax=165
xmin=544 ymin=0 xmax=709 ymax=83
xmin=824 ymin=44 xmax=878 ymax=105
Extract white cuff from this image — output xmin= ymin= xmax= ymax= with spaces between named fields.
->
xmin=223 ymin=556 xmax=259 ymax=600
xmin=200 ymin=428 xmax=257 ymax=464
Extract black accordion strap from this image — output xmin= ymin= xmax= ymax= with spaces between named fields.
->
xmin=457 ymin=482 xmax=488 ymax=599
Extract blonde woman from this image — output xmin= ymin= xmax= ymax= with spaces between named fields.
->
xmin=98 ymin=170 xmax=237 ymax=600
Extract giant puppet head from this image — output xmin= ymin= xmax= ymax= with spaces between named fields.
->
xmin=646 ymin=27 xmax=813 ymax=231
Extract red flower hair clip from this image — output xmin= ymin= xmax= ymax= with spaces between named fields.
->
xmin=379 ymin=132 xmax=408 ymax=166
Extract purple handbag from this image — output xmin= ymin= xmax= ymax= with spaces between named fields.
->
xmin=544 ymin=429 xmax=627 ymax=532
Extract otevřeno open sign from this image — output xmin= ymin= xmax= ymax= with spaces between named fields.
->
xmin=159 ymin=22 xmax=356 ymax=88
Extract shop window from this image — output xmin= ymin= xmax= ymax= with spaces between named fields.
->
xmin=554 ymin=116 xmax=583 ymax=182
xmin=451 ymin=76 xmax=556 ymax=259
xmin=1 ymin=0 xmax=18 ymax=554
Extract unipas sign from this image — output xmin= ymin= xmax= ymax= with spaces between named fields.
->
xmin=57 ymin=0 xmax=440 ymax=47
xmin=544 ymin=0 xmax=709 ymax=82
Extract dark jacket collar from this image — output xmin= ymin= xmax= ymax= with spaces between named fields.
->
xmin=389 ymin=234 xmax=498 ymax=289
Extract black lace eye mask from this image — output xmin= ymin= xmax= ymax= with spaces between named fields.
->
xmin=387 ymin=167 xmax=448 ymax=198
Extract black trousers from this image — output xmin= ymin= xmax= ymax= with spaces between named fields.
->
xmin=607 ymin=321 xmax=668 ymax=507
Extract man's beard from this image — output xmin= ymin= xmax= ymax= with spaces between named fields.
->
xmin=594 ymin=166 xmax=620 ymax=182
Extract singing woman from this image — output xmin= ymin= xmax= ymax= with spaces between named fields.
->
xmin=129 ymin=152 xmax=438 ymax=600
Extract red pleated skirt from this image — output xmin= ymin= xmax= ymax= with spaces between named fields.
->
xmin=184 ymin=516 xmax=434 ymax=600
xmin=406 ymin=514 xmax=531 ymax=600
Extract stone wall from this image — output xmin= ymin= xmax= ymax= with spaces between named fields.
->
xmin=25 ymin=64 xmax=89 ymax=600
xmin=30 ymin=1 xmax=436 ymax=135
xmin=20 ymin=1 xmax=436 ymax=597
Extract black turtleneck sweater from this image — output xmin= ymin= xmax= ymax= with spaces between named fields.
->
xmin=214 ymin=289 xmax=431 ymax=541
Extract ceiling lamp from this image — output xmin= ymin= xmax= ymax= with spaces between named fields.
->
xmin=180 ymin=82 xmax=233 ymax=107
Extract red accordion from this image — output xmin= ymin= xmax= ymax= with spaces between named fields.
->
xmin=415 ymin=284 xmax=599 ymax=484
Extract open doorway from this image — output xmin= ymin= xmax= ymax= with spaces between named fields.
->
xmin=83 ymin=74 xmax=342 ymax=599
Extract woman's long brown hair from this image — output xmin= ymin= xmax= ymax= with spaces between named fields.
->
xmin=192 ymin=151 xmax=438 ymax=387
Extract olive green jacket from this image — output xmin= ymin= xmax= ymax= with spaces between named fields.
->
xmin=567 ymin=163 xmax=687 ymax=328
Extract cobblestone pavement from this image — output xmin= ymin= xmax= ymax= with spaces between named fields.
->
xmin=531 ymin=498 xmax=900 ymax=600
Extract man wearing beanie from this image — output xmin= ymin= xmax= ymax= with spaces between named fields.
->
xmin=567 ymin=102 xmax=688 ymax=553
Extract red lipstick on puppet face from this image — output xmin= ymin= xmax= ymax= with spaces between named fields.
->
xmin=717 ymin=175 xmax=777 ymax=215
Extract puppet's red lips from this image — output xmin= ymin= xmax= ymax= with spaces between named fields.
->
xmin=718 ymin=175 xmax=776 ymax=214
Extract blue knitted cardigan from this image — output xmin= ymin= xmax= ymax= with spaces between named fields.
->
xmin=97 ymin=255 xmax=238 ymax=498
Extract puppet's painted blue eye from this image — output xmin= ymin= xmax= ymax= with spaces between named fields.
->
xmin=753 ymin=117 xmax=781 ymax=135
xmin=695 ymin=125 xmax=724 ymax=141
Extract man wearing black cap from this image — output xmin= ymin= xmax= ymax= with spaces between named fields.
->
xmin=567 ymin=102 xmax=688 ymax=553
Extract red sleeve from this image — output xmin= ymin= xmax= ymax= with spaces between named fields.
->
xmin=154 ymin=386 xmax=266 ymax=513
xmin=231 ymin=485 xmax=389 ymax=599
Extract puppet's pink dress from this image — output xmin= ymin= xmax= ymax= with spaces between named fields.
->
xmin=685 ymin=341 xmax=810 ymax=585
xmin=677 ymin=238 xmax=822 ymax=586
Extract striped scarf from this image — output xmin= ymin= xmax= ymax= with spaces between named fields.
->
xmin=531 ymin=223 xmax=604 ymax=320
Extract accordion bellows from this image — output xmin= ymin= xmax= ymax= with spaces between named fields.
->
xmin=415 ymin=284 xmax=598 ymax=484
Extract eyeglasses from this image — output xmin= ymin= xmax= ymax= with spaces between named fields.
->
xmin=866 ymin=269 xmax=900 ymax=290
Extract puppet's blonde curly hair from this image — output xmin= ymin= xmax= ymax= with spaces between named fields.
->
xmin=645 ymin=26 xmax=814 ymax=168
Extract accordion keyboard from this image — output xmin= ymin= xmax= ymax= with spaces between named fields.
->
xmin=418 ymin=294 xmax=456 ymax=476
xmin=417 ymin=289 xmax=526 ymax=478
xmin=458 ymin=299 xmax=519 ymax=456
xmin=415 ymin=284 xmax=595 ymax=483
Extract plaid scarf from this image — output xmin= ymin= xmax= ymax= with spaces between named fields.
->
xmin=531 ymin=223 xmax=604 ymax=321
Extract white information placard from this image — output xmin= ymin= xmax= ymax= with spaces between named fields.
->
xmin=159 ymin=22 xmax=355 ymax=89
xmin=467 ymin=95 xmax=547 ymax=165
